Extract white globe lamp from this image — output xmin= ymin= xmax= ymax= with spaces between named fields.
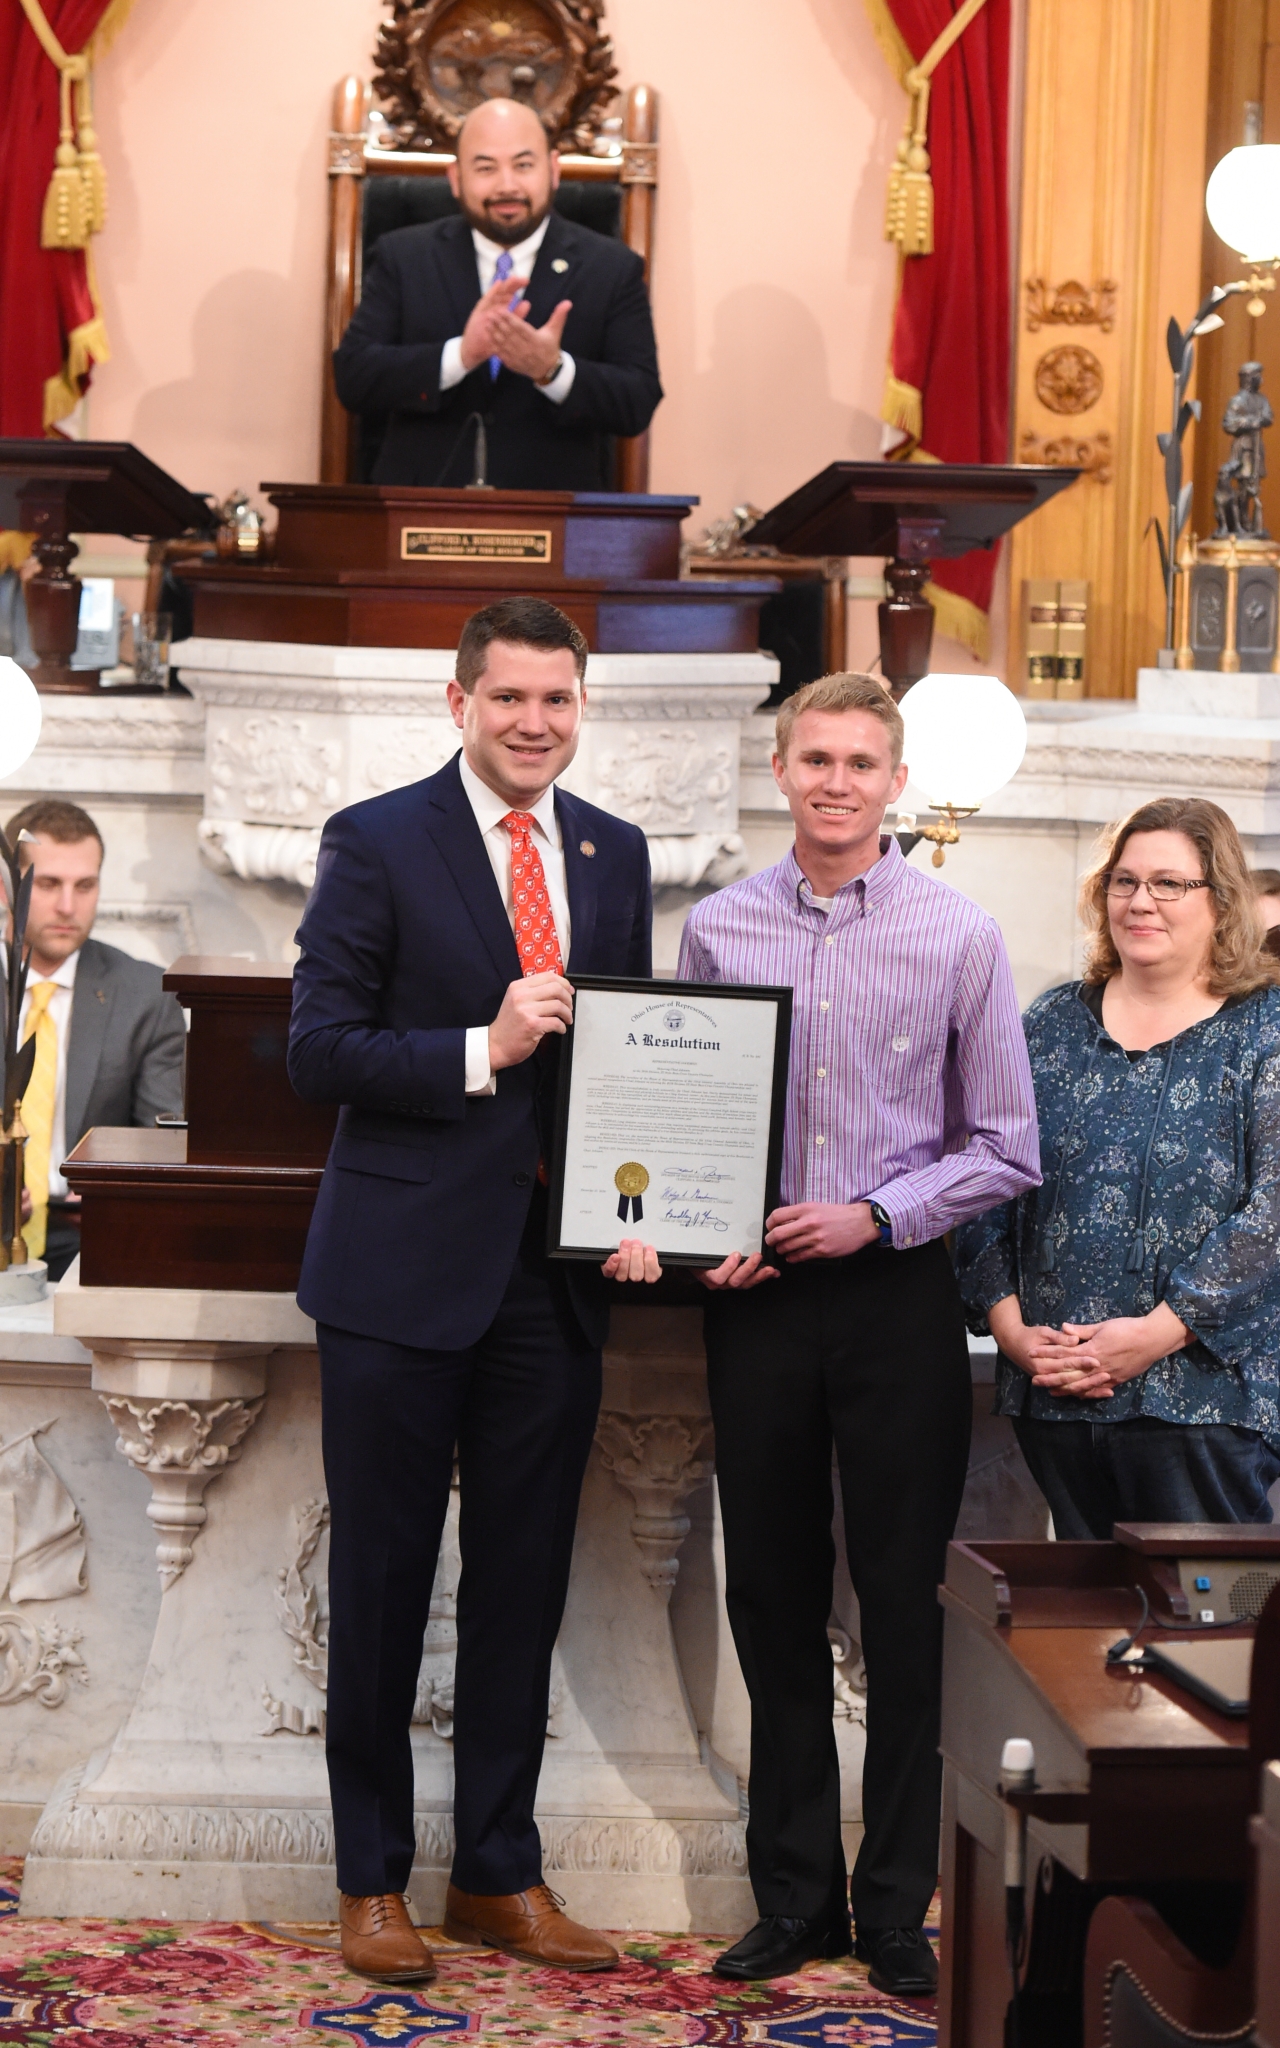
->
xmin=0 ymin=657 xmax=41 ymax=782
xmin=898 ymin=673 xmax=1027 ymax=865
xmin=1206 ymin=144 xmax=1280 ymax=263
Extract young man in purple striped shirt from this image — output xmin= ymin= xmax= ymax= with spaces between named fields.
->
xmin=677 ymin=673 xmax=1039 ymax=1993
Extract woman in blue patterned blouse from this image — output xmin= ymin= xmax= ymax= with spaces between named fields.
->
xmin=956 ymin=796 xmax=1280 ymax=1536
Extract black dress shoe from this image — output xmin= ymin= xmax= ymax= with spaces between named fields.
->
xmin=854 ymin=1924 xmax=938 ymax=1996
xmin=713 ymin=1912 xmax=853 ymax=1981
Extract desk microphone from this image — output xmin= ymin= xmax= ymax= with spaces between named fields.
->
xmin=467 ymin=413 xmax=492 ymax=490
xmin=1000 ymin=1737 xmax=1036 ymax=2047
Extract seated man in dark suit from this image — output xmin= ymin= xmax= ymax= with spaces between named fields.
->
xmin=3 ymin=799 xmax=186 ymax=1280
xmin=288 ymin=597 xmax=658 ymax=1984
xmin=333 ymin=96 xmax=662 ymax=489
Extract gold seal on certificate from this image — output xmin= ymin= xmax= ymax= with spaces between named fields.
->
xmin=547 ymin=976 xmax=793 ymax=1267
xmin=614 ymin=1161 xmax=649 ymax=1223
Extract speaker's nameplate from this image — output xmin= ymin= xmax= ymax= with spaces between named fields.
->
xmin=400 ymin=527 xmax=553 ymax=563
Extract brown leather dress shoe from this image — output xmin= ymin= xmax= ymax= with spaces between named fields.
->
xmin=443 ymin=1881 xmax=619 ymax=1970
xmin=339 ymin=1892 xmax=436 ymax=1982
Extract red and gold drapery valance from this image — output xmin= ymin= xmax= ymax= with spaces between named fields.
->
xmin=0 ymin=0 xmax=134 ymax=564
xmin=863 ymin=0 xmax=1011 ymax=658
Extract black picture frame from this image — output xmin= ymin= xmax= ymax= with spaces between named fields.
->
xmin=546 ymin=974 xmax=793 ymax=1267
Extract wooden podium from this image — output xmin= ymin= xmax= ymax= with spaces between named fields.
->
xmin=177 ymin=483 xmax=779 ymax=653
xmin=749 ymin=461 xmax=1081 ymax=695
xmin=0 ymin=439 xmax=212 ymax=692
xmin=939 ymin=1526 xmax=1280 ymax=2047
xmin=63 ymin=958 xmax=334 ymax=1292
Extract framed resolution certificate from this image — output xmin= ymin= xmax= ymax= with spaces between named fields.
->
xmin=547 ymin=976 xmax=792 ymax=1267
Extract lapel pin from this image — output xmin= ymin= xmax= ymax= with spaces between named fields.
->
xmin=551 ymin=257 xmax=569 ymax=273
xmin=580 ymin=839 xmax=595 ymax=857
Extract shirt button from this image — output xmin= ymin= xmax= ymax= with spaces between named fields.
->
xmin=820 ymin=1000 xmax=830 ymax=1012
xmin=824 ymin=935 xmax=834 ymax=946
xmin=815 ymin=1134 xmax=825 ymax=1145
xmin=513 ymin=1171 xmax=531 ymax=1187
xmin=817 ymin=1068 xmax=826 ymax=1078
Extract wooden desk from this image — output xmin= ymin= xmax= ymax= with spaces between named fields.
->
xmin=938 ymin=1533 xmax=1268 ymax=2048
xmin=176 ymin=484 xmax=780 ymax=653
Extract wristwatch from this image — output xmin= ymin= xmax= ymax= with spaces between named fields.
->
xmin=535 ymin=353 xmax=565 ymax=388
xmin=869 ymin=1201 xmax=894 ymax=1248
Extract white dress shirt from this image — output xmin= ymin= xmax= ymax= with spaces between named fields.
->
xmin=17 ymin=946 xmax=80 ymax=1199
xmin=439 ymin=215 xmax=577 ymax=405
xmin=459 ymin=754 xmax=571 ymax=1095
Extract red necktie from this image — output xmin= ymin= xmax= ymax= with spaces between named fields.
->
xmin=504 ymin=812 xmax=563 ymax=977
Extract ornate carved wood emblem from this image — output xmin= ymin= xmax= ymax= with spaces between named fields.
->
xmin=1034 ymin=344 xmax=1104 ymax=415
xmin=1019 ymin=428 xmax=1113 ymax=483
xmin=373 ymin=0 xmax=619 ymax=151
xmin=1024 ymin=277 xmax=1118 ymax=333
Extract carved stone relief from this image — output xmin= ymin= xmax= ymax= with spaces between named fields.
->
xmin=260 ymin=1484 xmax=569 ymax=1743
xmin=0 ymin=1615 xmax=87 ymax=1708
xmin=594 ymin=729 xmax=734 ymax=833
xmin=828 ymin=1626 xmax=867 ymax=1727
xmin=1033 ymin=345 xmax=1104 ymax=415
xmin=1024 ymin=277 xmax=1117 ymax=332
xmin=594 ymin=1413 xmax=714 ymax=1596
xmin=0 ymin=1421 xmax=89 ymax=1713
xmin=101 ymin=1394 xmax=265 ymax=1588
xmin=197 ymin=820 xmax=321 ymax=891
xmin=31 ymin=1760 xmax=745 ymax=1875
xmin=362 ymin=720 xmax=460 ymax=794
xmin=208 ymin=717 xmax=340 ymax=825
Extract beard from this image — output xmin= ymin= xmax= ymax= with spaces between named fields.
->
xmin=460 ymin=193 xmax=551 ymax=246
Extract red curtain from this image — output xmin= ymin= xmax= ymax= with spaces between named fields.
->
xmin=874 ymin=0 xmax=1011 ymax=655
xmin=0 ymin=0 xmax=115 ymax=446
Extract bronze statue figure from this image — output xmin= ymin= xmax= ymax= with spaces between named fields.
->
xmin=1213 ymin=361 xmax=1273 ymax=539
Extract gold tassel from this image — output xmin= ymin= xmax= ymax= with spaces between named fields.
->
xmin=41 ymin=64 xmax=88 ymax=249
xmin=75 ymin=71 xmax=107 ymax=234
xmin=885 ymin=79 xmax=933 ymax=257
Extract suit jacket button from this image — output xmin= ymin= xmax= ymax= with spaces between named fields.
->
xmin=513 ymin=1171 xmax=531 ymax=1187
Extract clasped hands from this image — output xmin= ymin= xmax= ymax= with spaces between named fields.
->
xmin=459 ymin=271 xmax=572 ymax=384
xmin=986 ymin=1294 xmax=1190 ymax=1400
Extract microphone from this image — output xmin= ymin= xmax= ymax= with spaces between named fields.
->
xmin=468 ymin=413 xmax=492 ymax=490
xmin=1000 ymin=1737 xmax=1035 ymax=2048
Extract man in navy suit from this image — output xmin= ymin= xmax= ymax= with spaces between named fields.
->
xmin=333 ymin=96 xmax=662 ymax=489
xmin=289 ymin=597 xmax=655 ymax=1984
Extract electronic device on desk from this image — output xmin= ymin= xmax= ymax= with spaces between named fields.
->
xmin=63 ymin=957 xmax=335 ymax=1293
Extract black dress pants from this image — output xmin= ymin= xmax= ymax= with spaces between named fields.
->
xmin=705 ymin=1237 xmax=971 ymax=1931
xmin=318 ymin=1253 xmax=600 ymax=1898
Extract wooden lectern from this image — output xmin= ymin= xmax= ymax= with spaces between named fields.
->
xmin=63 ymin=958 xmax=333 ymax=1291
xmin=0 ymin=440 xmax=212 ymax=694
xmin=748 ymin=461 xmax=1081 ymax=696
xmin=176 ymin=483 xmax=779 ymax=652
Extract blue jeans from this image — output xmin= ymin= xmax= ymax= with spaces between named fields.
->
xmin=1013 ymin=1416 xmax=1280 ymax=1539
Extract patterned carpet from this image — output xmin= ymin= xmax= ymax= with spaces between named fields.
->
xmin=0 ymin=1859 xmax=939 ymax=2046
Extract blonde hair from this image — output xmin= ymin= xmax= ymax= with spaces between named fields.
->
xmin=1079 ymin=797 xmax=1279 ymax=997
xmin=775 ymin=673 xmax=903 ymax=766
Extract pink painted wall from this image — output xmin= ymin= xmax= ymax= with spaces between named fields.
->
xmin=85 ymin=0 xmax=998 ymax=672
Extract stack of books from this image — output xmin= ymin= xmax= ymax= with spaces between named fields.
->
xmin=1021 ymin=580 xmax=1088 ymax=699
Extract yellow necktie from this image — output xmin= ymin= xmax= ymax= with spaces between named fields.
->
xmin=20 ymin=981 xmax=58 ymax=1264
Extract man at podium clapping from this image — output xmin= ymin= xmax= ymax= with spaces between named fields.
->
xmin=334 ymin=98 xmax=662 ymax=490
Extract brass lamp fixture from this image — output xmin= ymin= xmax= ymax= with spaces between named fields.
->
xmin=891 ymin=674 xmax=1028 ymax=867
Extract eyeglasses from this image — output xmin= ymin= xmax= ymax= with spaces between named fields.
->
xmin=1103 ymin=873 xmax=1214 ymax=903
